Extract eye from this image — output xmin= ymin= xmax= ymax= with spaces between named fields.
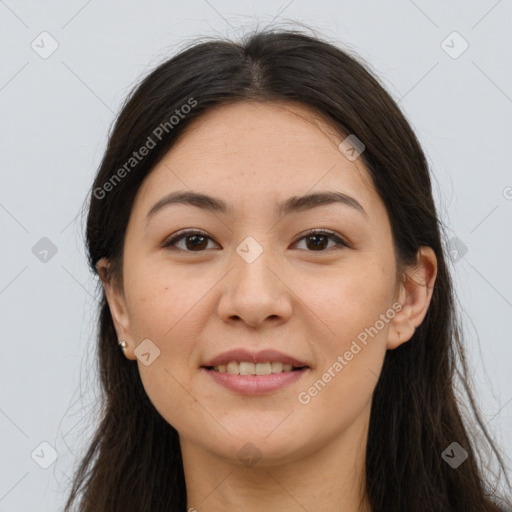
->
xmin=293 ymin=228 xmax=349 ymax=252
xmin=161 ymin=228 xmax=349 ymax=253
xmin=161 ymin=230 xmax=219 ymax=252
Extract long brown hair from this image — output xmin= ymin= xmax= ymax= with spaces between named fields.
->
xmin=65 ymin=26 xmax=512 ymax=511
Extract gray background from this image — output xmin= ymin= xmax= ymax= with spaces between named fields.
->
xmin=1 ymin=1 xmax=511 ymax=510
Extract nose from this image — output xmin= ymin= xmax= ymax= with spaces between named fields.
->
xmin=216 ymin=243 xmax=293 ymax=328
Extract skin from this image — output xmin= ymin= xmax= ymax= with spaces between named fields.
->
xmin=97 ymin=101 xmax=437 ymax=512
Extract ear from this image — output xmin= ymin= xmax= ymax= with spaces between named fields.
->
xmin=96 ymin=257 xmax=137 ymax=360
xmin=387 ymin=246 xmax=437 ymax=350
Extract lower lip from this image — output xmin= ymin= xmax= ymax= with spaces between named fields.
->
xmin=201 ymin=367 xmax=309 ymax=395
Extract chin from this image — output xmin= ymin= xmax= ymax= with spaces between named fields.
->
xmin=208 ymin=423 xmax=312 ymax=467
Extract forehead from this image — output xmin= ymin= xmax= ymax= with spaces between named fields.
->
xmin=132 ymin=101 xmax=383 ymax=222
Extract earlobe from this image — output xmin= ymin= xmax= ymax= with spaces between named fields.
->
xmin=96 ymin=257 xmax=137 ymax=360
xmin=387 ymin=246 xmax=437 ymax=350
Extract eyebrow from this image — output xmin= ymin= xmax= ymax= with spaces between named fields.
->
xmin=145 ymin=189 xmax=368 ymax=225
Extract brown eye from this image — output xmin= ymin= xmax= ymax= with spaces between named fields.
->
xmin=162 ymin=231 xmax=218 ymax=252
xmin=293 ymin=229 xmax=348 ymax=252
xmin=181 ymin=234 xmax=209 ymax=251
xmin=305 ymin=234 xmax=329 ymax=250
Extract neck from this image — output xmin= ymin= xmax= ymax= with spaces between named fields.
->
xmin=180 ymin=404 xmax=372 ymax=512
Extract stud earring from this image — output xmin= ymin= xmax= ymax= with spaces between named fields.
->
xmin=118 ymin=340 xmax=127 ymax=352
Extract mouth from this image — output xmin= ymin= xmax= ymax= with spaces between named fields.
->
xmin=200 ymin=361 xmax=310 ymax=395
xmin=200 ymin=348 xmax=310 ymax=394
xmin=203 ymin=361 xmax=309 ymax=375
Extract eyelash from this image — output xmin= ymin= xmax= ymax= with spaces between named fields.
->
xmin=161 ymin=228 xmax=350 ymax=253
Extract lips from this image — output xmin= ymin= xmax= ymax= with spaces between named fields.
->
xmin=203 ymin=366 xmax=309 ymax=394
xmin=201 ymin=349 xmax=310 ymax=395
xmin=201 ymin=348 xmax=309 ymax=369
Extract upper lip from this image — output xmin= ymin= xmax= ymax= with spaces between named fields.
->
xmin=202 ymin=348 xmax=309 ymax=368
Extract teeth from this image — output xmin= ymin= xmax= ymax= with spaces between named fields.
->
xmin=256 ymin=362 xmax=271 ymax=375
xmin=227 ymin=361 xmax=239 ymax=374
xmin=271 ymin=362 xmax=283 ymax=373
xmin=212 ymin=361 xmax=300 ymax=375
xmin=240 ymin=362 xmax=255 ymax=375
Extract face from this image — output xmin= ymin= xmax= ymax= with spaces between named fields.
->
xmin=100 ymin=100 xmax=436 ymax=466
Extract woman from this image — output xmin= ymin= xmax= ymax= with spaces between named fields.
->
xmin=65 ymin=27 xmax=512 ymax=511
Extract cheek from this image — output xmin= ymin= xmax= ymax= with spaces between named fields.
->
xmin=127 ymin=265 xmax=205 ymax=342
xmin=300 ymin=259 xmax=394 ymax=403
xmin=129 ymin=274 xmax=204 ymax=430
xmin=126 ymin=266 xmax=209 ymax=389
xmin=311 ymin=257 xmax=396 ymax=340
